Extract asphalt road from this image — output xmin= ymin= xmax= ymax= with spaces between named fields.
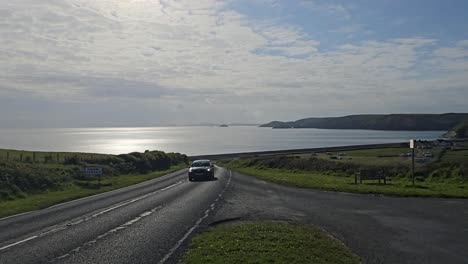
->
xmin=1 ymin=167 xmax=467 ymax=264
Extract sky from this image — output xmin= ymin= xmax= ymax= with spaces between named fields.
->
xmin=1 ymin=0 xmax=468 ymax=127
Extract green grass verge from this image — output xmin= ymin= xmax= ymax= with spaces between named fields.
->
xmin=179 ymin=222 xmax=360 ymax=264
xmin=221 ymin=161 xmax=468 ymax=198
xmin=0 ymin=164 xmax=186 ymax=218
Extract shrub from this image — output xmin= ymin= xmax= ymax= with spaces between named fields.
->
xmin=64 ymin=155 xmax=82 ymax=165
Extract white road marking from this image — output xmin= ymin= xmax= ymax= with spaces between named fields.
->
xmin=157 ymin=169 xmax=233 ymax=264
xmin=0 ymin=181 xmax=184 ymax=252
xmin=0 ymin=236 xmax=38 ymax=251
xmin=55 ymin=206 xmax=163 ymax=260
xmin=0 ymin=211 xmax=32 ymax=222
xmin=0 ymin=169 xmax=187 ymax=222
xmin=56 ymin=254 xmax=70 ymax=259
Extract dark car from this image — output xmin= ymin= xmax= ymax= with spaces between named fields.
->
xmin=188 ymin=159 xmax=215 ymax=181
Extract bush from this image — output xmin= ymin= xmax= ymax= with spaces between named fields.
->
xmin=0 ymin=150 xmax=188 ymax=201
xmin=83 ymin=155 xmax=125 ymax=165
xmin=116 ymin=151 xmax=187 ymax=174
xmin=44 ymin=155 xmax=54 ymax=163
xmin=64 ymin=155 xmax=82 ymax=165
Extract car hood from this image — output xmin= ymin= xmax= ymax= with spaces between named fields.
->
xmin=190 ymin=166 xmax=211 ymax=170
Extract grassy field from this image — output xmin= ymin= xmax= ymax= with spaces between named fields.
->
xmin=0 ymin=164 xmax=185 ymax=218
xmin=221 ymin=144 xmax=468 ymax=198
xmin=222 ymin=165 xmax=468 ymax=198
xmin=298 ymin=147 xmax=443 ymax=167
xmin=179 ymin=222 xmax=360 ymax=264
xmin=441 ymin=149 xmax=468 ymax=163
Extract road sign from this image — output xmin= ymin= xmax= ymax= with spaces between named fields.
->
xmin=410 ymin=139 xmax=415 ymax=149
xmin=85 ymin=167 xmax=103 ymax=176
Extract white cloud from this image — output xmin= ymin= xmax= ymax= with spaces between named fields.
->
xmin=0 ymin=0 xmax=467 ymax=126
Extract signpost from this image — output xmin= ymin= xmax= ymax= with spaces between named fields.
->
xmin=410 ymin=139 xmax=415 ymax=187
xmin=85 ymin=167 xmax=103 ymax=187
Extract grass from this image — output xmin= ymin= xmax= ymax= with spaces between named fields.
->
xmin=0 ymin=164 xmax=185 ymax=218
xmin=221 ymin=161 xmax=468 ymax=198
xmin=179 ymin=222 xmax=360 ymax=264
xmin=0 ymin=148 xmax=113 ymax=163
xmin=441 ymin=149 xmax=468 ymax=163
xmin=303 ymin=147 xmax=443 ymax=167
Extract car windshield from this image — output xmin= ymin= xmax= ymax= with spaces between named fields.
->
xmin=192 ymin=161 xmax=210 ymax=167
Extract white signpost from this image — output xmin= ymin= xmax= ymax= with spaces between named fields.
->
xmin=409 ymin=140 xmax=415 ymax=186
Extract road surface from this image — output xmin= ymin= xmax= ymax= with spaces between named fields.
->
xmin=0 ymin=167 xmax=467 ymax=264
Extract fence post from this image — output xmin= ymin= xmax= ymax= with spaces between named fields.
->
xmin=20 ymin=154 xmax=23 ymax=162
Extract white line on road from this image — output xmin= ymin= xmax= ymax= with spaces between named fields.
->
xmin=0 ymin=236 xmax=38 ymax=251
xmin=0 ymin=180 xmax=184 ymax=252
xmin=157 ymin=170 xmax=233 ymax=264
xmin=0 ymin=169 xmax=187 ymax=222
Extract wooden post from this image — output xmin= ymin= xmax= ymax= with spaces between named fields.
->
xmin=412 ymin=148 xmax=415 ymax=187
xmin=20 ymin=154 xmax=23 ymax=162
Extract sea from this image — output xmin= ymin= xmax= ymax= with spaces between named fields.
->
xmin=0 ymin=126 xmax=444 ymax=156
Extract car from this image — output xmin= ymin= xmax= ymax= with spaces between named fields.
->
xmin=188 ymin=159 xmax=215 ymax=181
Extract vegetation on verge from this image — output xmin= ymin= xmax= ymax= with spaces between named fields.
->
xmin=0 ymin=149 xmax=188 ymax=217
xmin=179 ymin=222 xmax=360 ymax=264
xmin=220 ymin=145 xmax=468 ymax=198
xmin=0 ymin=165 xmax=185 ymax=218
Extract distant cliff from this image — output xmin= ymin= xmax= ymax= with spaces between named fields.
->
xmin=260 ymin=113 xmax=468 ymax=131
xmin=443 ymin=122 xmax=468 ymax=138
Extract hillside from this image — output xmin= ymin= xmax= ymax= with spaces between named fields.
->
xmin=260 ymin=113 xmax=468 ymax=131
xmin=443 ymin=122 xmax=468 ymax=138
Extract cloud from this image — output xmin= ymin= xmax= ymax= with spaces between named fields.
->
xmin=298 ymin=1 xmax=352 ymax=20
xmin=0 ymin=0 xmax=467 ymax=127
